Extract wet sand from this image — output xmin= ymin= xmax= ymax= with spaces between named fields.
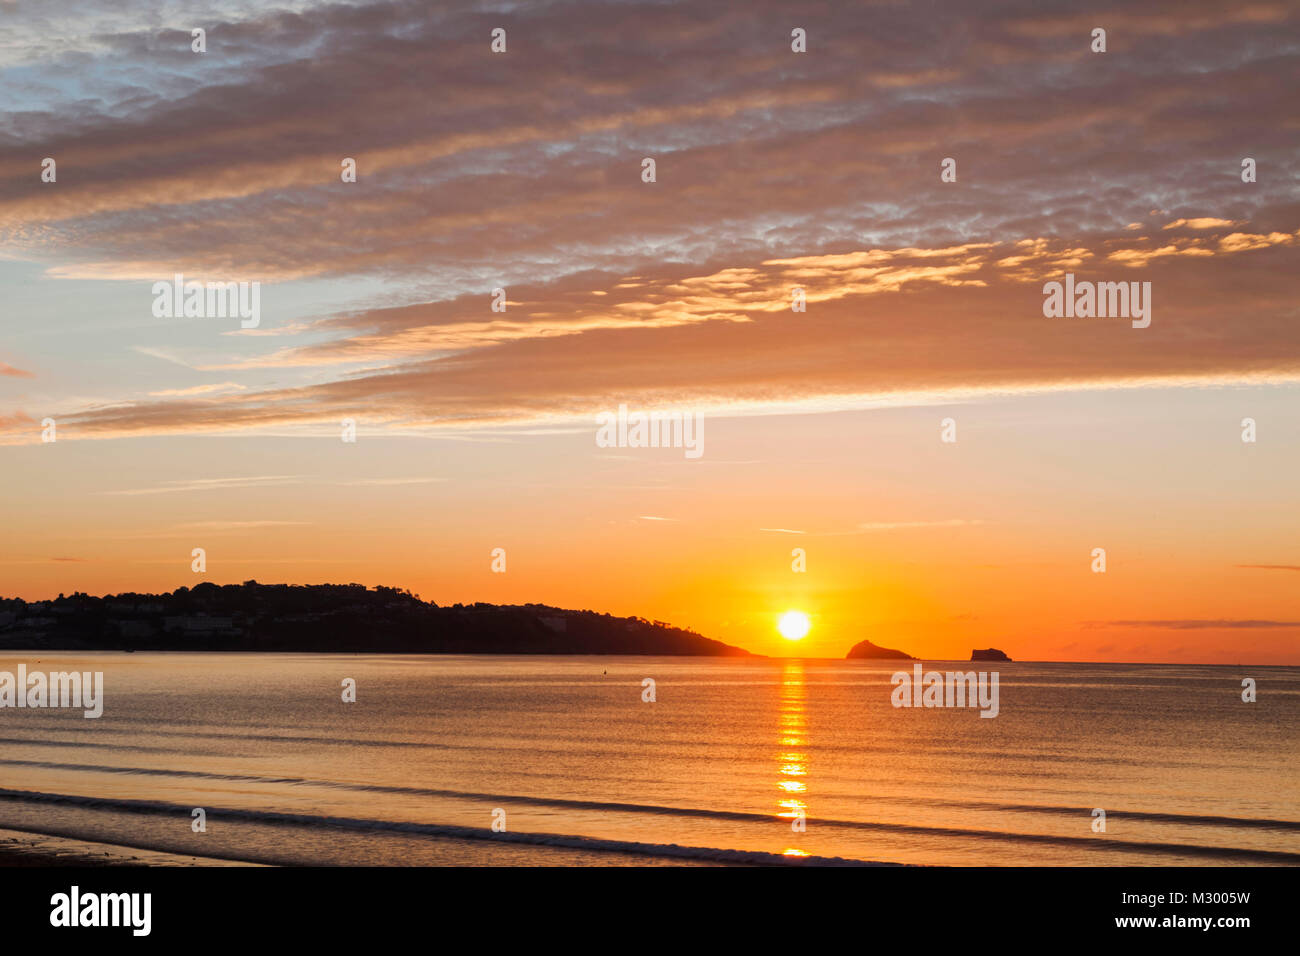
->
xmin=0 ymin=828 xmax=259 ymax=866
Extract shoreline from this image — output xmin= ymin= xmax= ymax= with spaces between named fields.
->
xmin=0 ymin=828 xmax=259 ymax=867
xmin=0 ymin=649 xmax=1295 ymax=667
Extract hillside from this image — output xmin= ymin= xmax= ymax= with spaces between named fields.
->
xmin=0 ymin=582 xmax=754 ymax=656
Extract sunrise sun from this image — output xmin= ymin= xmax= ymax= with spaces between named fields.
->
xmin=777 ymin=610 xmax=811 ymax=641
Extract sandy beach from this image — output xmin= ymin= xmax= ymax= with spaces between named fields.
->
xmin=0 ymin=828 xmax=257 ymax=867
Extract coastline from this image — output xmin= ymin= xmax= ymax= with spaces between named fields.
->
xmin=0 ymin=828 xmax=258 ymax=867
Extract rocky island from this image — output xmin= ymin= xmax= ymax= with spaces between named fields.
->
xmin=845 ymin=638 xmax=916 ymax=660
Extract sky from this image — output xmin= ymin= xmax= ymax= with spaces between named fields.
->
xmin=1 ymin=0 xmax=1297 ymax=662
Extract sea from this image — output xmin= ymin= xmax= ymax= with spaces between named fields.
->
xmin=0 ymin=653 xmax=1295 ymax=866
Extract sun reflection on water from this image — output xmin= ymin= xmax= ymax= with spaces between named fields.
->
xmin=776 ymin=661 xmax=808 ymax=853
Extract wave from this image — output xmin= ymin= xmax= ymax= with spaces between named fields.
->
xmin=0 ymin=784 xmax=1295 ymax=864
xmin=0 ymin=788 xmax=879 ymax=867
xmin=0 ymin=725 xmax=1260 ymax=776
xmin=1 ymin=756 xmax=1296 ymax=833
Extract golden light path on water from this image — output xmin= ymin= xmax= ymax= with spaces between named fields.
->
xmin=777 ymin=661 xmax=810 ymax=857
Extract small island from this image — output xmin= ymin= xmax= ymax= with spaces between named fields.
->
xmin=845 ymin=638 xmax=915 ymax=660
xmin=970 ymin=647 xmax=1011 ymax=662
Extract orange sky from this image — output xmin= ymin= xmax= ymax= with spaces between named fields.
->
xmin=5 ymin=386 xmax=1298 ymax=662
xmin=1 ymin=0 xmax=1297 ymax=663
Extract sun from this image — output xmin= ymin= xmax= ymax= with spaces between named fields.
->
xmin=777 ymin=610 xmax=811 ymax=641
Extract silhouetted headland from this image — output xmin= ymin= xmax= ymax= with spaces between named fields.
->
xmin=0 ymin=582 xmax=754 ymax=656
xmin=971 ymin=647 xmax=1012 ymax=662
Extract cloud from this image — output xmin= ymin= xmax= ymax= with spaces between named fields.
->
xmin=132 ymin=346 xmax=201 ymax=369
xmin=99 ymin=475 xmax=303 ymax=496
xmin=0 ymin=0 xmax=1296 ymax=441
xmin=335 ymin=477 xmax=444 ymax=487
xmin=0 ymin=362 xmax=34 ymax=378
xmin=0 ymin=412 xmax=36 ymax=430
xmin=6 ymin=219 xmax=1299 ymax=445
xmin=1162 ymin=218 xmax=1240 ymax=230
xmin=1086 ymin=619 xmax=1300 ymax=629
xmin=5 ymin=0 xmax=1295 ymax=286
xmin=147 ymin=382 xmax=247 ymax=397
xmin=856 ymin=519 xmax=988 ymax=533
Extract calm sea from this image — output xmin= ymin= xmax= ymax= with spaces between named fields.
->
xmin=0 ymin=653 xmax=1295 ymax=866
